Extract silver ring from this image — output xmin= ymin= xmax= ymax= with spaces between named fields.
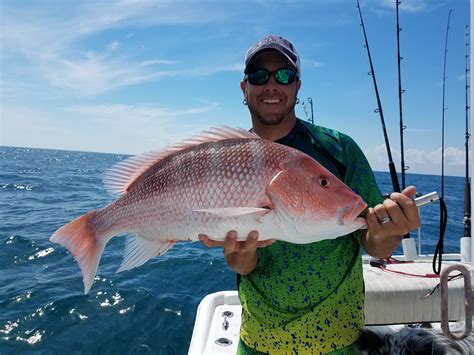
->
xmin=379 ymin=216 xmax=391 ymax=224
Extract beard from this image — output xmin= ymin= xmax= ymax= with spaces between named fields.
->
xmin=250 ymin=109 xmax=286 ymax=126
xmin=248 ymin=99 xmax=296 ymax=127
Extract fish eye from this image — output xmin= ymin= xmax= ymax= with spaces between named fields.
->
xmin=319 ymin=177 xmax=330 ymax=188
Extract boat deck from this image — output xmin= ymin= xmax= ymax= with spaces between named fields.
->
xmin=189 ymin=260 xmax=471 ymax=354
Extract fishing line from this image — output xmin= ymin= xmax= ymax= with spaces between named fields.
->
xmin=432 ymin=197 xmax=447 ymax=275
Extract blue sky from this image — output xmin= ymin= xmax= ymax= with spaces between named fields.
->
xmin=0 ymin=0 xmax=471 ymax=177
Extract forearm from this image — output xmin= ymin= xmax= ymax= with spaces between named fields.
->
xmin=361 ymin=230 xmax=402 ymax=259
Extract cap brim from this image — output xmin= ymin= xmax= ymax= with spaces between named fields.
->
xmin=244 ymin=47 xmax=298 ymax=74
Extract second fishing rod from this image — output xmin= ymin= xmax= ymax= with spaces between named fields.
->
xmin=356 ymin=0 xmax=401 ymax=195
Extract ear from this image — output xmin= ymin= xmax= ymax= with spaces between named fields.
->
xmin=240 ymin=80 xmax=246 ymax=95
xmin=296 ymin=78 xmax=302 ymax=92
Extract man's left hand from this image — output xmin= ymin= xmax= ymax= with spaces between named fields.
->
xmin=362 ymin=186 xmax=420 ymax=258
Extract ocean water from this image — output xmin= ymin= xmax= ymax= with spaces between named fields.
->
xmin=0 ymin=146 xmax=468 ymax=354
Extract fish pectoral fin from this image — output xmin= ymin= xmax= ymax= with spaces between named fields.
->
xmin=116 ymin=236 xmax=176 ymax=273
xmin=194 ymin=207 xmax=269 ymax=217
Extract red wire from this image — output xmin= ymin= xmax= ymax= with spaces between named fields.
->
xmin=379 ymin=265 xmax=440 ymax=278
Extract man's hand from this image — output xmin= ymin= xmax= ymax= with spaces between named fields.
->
xmin=362 ymin=186 xmax=420 ymax=258
xmin=199 ymin=230 xmax=275 ymax=275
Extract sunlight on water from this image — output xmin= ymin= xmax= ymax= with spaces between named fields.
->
xmin=5 ymin=235 xmax=15 ymax=245
xmin=15 ymin=291 xmax=32 ymax=303
xmin=69 ymin=308 xmax=88 ymax=320
xmin=165 ymin=308 xmax=183 ymax=317
xmin=97 ymin=291 xmax=123 ymax=307
xmin=119 ymin=306 xmax=135 ymax=315
xmin=13 ymin=184 xmax=33 ymax=191
xmin=1 ymin=321 xmax=19 ymax=336
xmin=28 ymin=248 xmax=54 ymax=260
xmin=22 ymin=330 xmax=44 ymax=345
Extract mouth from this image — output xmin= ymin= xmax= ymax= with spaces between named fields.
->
xmin=261 ymin=98 xmax=282 ymax=104
xmin=336 ymin=201 xmax=367 ymax=226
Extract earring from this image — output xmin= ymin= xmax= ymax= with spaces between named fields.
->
xmin=243 ymin=99 xmax=247 ymax=106
xmin=295 ymin=98 xmax=300 ymax=104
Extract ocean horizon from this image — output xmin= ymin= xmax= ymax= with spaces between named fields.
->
xmin=2 ymin=145 xmax=467 ymax=179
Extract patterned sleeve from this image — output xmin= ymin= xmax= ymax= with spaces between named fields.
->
xmin=339 ymin=133 xmax=383 ymax=209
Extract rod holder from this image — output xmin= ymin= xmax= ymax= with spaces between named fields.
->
xmin=402 ymin=238 xmax=417 ymax=261
xmin=440 ymin=264 xmax=472 ymax=340
xmin=461 ymin=237 xmax=471 ymax=262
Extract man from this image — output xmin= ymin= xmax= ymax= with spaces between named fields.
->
xmin=200 ymin=35 xmax=420 ymax=354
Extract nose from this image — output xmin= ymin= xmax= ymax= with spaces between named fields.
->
xmin=263 ymin=76 xmax=279 ymax=93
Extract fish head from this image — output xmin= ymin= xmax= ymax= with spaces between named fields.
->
xmin=266 ymin=152 xmax=367 ymax=243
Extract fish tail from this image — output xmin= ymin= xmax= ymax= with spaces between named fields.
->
xmin=50 ymin=210 xmax=107 ymax=294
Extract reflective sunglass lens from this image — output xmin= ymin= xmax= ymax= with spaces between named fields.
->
xmin=274 ymin=69 xmax=295 ymax=84
xmin=247 ymin=68 xmax=296 ymax=85
xmin=248 ymin=70 xmax=269 ymax=85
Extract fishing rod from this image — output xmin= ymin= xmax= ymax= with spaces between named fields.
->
xmin=433 ymin=10 xmax=453 ymax=276
xmin=463 ymin=24 xmax=471 ymax=239
xmin=440 ymin=10 xmax=452 ymax=199
xmin=356 ymin=0 xmax=401 ymax=194
xmin=396 ymin=0 xmax=408 ymax=190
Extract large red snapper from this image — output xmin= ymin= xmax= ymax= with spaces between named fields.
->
xmin=50 ymin=127 xmax=367 ymax=294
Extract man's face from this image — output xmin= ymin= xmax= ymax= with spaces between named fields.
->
xmin=241 ymin=52 xmax=301 ymax=126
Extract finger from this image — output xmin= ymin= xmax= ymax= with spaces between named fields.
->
xmin=241 ymin=231 xmax=259 ymax=252
xmin=224 ymin=230 xmax=238 ymax=253
xmin=383 ymin=197 xmax=421 ymax=235
xmin=365 ymin=207 xmax=383 ymax=230
xmin=401 ymin=185 xmax=417 ymax=199
xmin=389 ymin=192 xmax=419 ymax=224
xmin=373 ymin=204 xmax=391 ymax=225
xmin=198 ymin=234 xmax=225 ymax=248
xmin=257 ymin=239 xmax=276 ymax=248
xmin=383 ymin=198 xmax=410 ymax=227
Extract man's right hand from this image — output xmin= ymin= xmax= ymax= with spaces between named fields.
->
xmin=199 ymin=230 xmax=275 ymax=275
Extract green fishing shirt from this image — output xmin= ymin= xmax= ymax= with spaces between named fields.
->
xmin=238 ymin=119 xmax=383 ymax=354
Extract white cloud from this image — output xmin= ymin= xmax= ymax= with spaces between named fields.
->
xmin=302 ymin=59 xmax=324 ymax=68
xmin=44 ymin=54 xmax=177 ymax=95
xmin=363 ymin=144 xmax=469 ymax=177
xmin=0 ymin=1 xmax=235 ymax=96
xmin=2 ymin=102 xmax=221 ymax=154
xmin=382 ymin=0 xmax=428 ymax=12
xmin=1 ymin=106 xmax=71 ymax=148
xmin=362 ymin=0 xmax=438 ymax=14
xmin=140 ymin=59 xmax=180 ymax=67
xmin=107 ymin=41 xmax=121 ymax=52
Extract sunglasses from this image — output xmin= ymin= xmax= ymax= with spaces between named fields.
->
xmin=245 ymin=68 xmax=297 ymax=86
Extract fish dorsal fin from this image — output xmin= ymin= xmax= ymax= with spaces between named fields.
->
xmin=103 ymin=126 xmax=259 ymax=196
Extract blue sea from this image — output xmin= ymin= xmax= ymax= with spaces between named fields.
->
xmin=0 ymin=146 xmax=467 ymax=354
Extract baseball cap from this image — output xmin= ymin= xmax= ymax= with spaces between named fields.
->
xmin=244 ymin=35 xmax=301 ymax=77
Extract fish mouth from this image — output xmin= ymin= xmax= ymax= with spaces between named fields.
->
xmin=336 ymin=201 xmax=367 ymax=226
